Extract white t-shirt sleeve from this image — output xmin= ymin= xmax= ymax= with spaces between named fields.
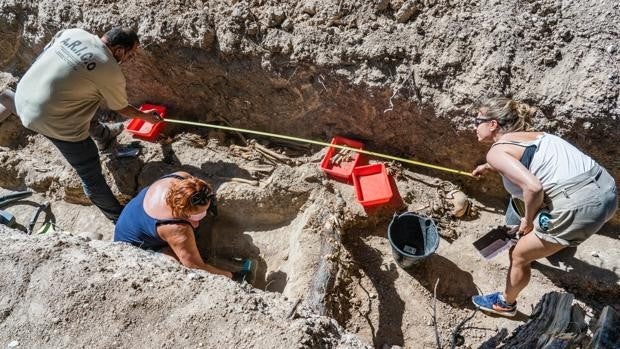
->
xmin=99 ymin=70 xmax=129 ymax=111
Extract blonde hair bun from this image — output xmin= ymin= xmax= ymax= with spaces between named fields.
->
xmin=513 ymin=101 xmax=538 ymax=123
xmin=477 ymin=96 xmax=536 ymax=132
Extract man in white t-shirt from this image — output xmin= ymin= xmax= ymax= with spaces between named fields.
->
xmin=5 ymin=27 xmax=162 ymax=221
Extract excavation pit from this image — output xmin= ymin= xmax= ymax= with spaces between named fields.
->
xmin=1 ymin=0 xmax=619 ymax=343
xmin=0 ymin=124 xmax=618 ymax=348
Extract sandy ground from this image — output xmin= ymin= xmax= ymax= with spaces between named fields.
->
xmin=0 ymin=125 xmax=617 ymax=348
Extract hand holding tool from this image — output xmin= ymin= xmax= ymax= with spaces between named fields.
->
xmin=473 ymin=225 xmax=519 ymax=260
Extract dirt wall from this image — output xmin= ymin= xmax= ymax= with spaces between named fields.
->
xmin=1 ymin=0 xmax=618 ymax=196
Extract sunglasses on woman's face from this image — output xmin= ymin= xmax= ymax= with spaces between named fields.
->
xmin=190 ymin=189 xmax=215 ymax=206
xmin=474 ymin=117 xmax=494 ymax=127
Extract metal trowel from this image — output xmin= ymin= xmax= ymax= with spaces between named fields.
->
xmin=212 ymin=257 xmax=256 ymax=285
xmin=473 ymin=225 xmax=519 ymax=260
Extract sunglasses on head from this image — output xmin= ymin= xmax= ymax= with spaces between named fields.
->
xmin=190 ymin=188 xmax=215 ymax=206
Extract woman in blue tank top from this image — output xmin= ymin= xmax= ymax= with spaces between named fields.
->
xmin=469 ymin=97 xmax=617 ymax=317
xmin=114 ymin=171 xmax=233 ymax=278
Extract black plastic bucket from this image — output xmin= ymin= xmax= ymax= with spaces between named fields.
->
xmin=388 ymin=211 xmax=439 ymax=269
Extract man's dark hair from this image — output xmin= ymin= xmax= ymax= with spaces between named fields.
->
xmin=103 ymin=27 xmax=139 ymax=49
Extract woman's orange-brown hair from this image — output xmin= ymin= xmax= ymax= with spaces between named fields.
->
xmin=165 ymin=176 xmax=213 ymax=218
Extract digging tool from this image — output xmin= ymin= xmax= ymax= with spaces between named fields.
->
xmin=27 ymin=202 xmax=49 ymax=235
xmin=0 ymin=191 xmax=33 ymax=228
xmin=212 ymin=257 xmax=257 ymax=284
xmin=232 ymin=258 xmax=256 ymax=284
xmin=472 ymin=225 xmax=519 ymax=260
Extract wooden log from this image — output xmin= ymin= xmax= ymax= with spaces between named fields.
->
xmin=499 ymin=292 xmax=587 ymax=348
xmin=589 ymin=306 xmax=620 ymax=349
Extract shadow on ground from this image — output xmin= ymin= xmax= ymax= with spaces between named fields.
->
xmin=344 ymin=233 xmax=405 ymax=348
xmin=404 ymin=254 xmax=479 ymax=310
xmin=534 ymin=246 xmax=620 ymax=308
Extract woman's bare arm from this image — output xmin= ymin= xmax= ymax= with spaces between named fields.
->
xmin=158 ymin=225 xmax=232 ymax=278
xmin=486 ymin=146 xmax=544 ymax=234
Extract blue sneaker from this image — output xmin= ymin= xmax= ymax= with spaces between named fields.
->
xmin=472 ymin=292 xmax=517 ymax=317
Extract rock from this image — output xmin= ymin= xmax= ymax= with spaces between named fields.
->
xmin=281 ymin=18 xmax=294 ymax=31
xmin=187 ymin=272 xmax=201 ymax=280
xmin=394 ymin=0 xmax=421 ymax=23
xmin=375 ymin=0 xmax=390 ymax=11
xmin=268 ymin=8 xmax=286 ymax=27
xmin=77 ymin=231 xmax=103 ymax=240
xmin=606 ymin=44 xmax=617 ymax=54
xmin=302 ymin=2 xmax=316 ymax=16
xmin=246 ymin=22 xmax=259 ymax=36
xmin=7 ymin=341 xmax=19 ymax=348
xmin=231 ymin=4 xmax=248 ymax=20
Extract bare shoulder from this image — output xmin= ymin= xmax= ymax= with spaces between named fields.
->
xmin=487 ymin=139 xmax=524 ymax=164
xmin=157 ymin=223 xmax=193 ymax=243
xmin=498 ymin=131 xmax=544 ymax=143
xmin=143 ymin=181 xmax=172 ymax=218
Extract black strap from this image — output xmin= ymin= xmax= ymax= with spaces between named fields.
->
xmin=491 ymin=142 xmax=537 ymax=170
xmin=491 ymin=140 xmax=531 ymax=148
xmin=155 ymin=218 xmax=193 ymax=227
xmin=160 ymin=173 xmax=186 ymax=180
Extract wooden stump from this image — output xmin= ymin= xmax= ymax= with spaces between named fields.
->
xmin=590 ymin=305 xmax=620 ymax=349
xmin=494 ymin=292 xmax=589 ymax=348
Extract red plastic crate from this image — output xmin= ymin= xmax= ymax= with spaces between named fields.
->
xmin=352 ymin=163 xmax=393 ymax=207
xmin=319 ymin=136 xmax=364 ymax=181
xmin=126 ymin=103 xmax=167 ymax=141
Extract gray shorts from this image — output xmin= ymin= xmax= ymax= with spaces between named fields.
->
xmin=534 ymin=165 xmax=618 ymax=246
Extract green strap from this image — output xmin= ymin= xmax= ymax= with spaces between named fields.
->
xmin=164 ymin=118 xmax=474 ymax=177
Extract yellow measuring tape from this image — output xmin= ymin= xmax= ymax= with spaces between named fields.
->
xmin=165 ymin=118 xmax=474 ymax=177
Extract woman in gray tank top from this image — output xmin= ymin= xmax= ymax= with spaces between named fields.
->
xmin=469 ymin=97 xmax=617 ymax=317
